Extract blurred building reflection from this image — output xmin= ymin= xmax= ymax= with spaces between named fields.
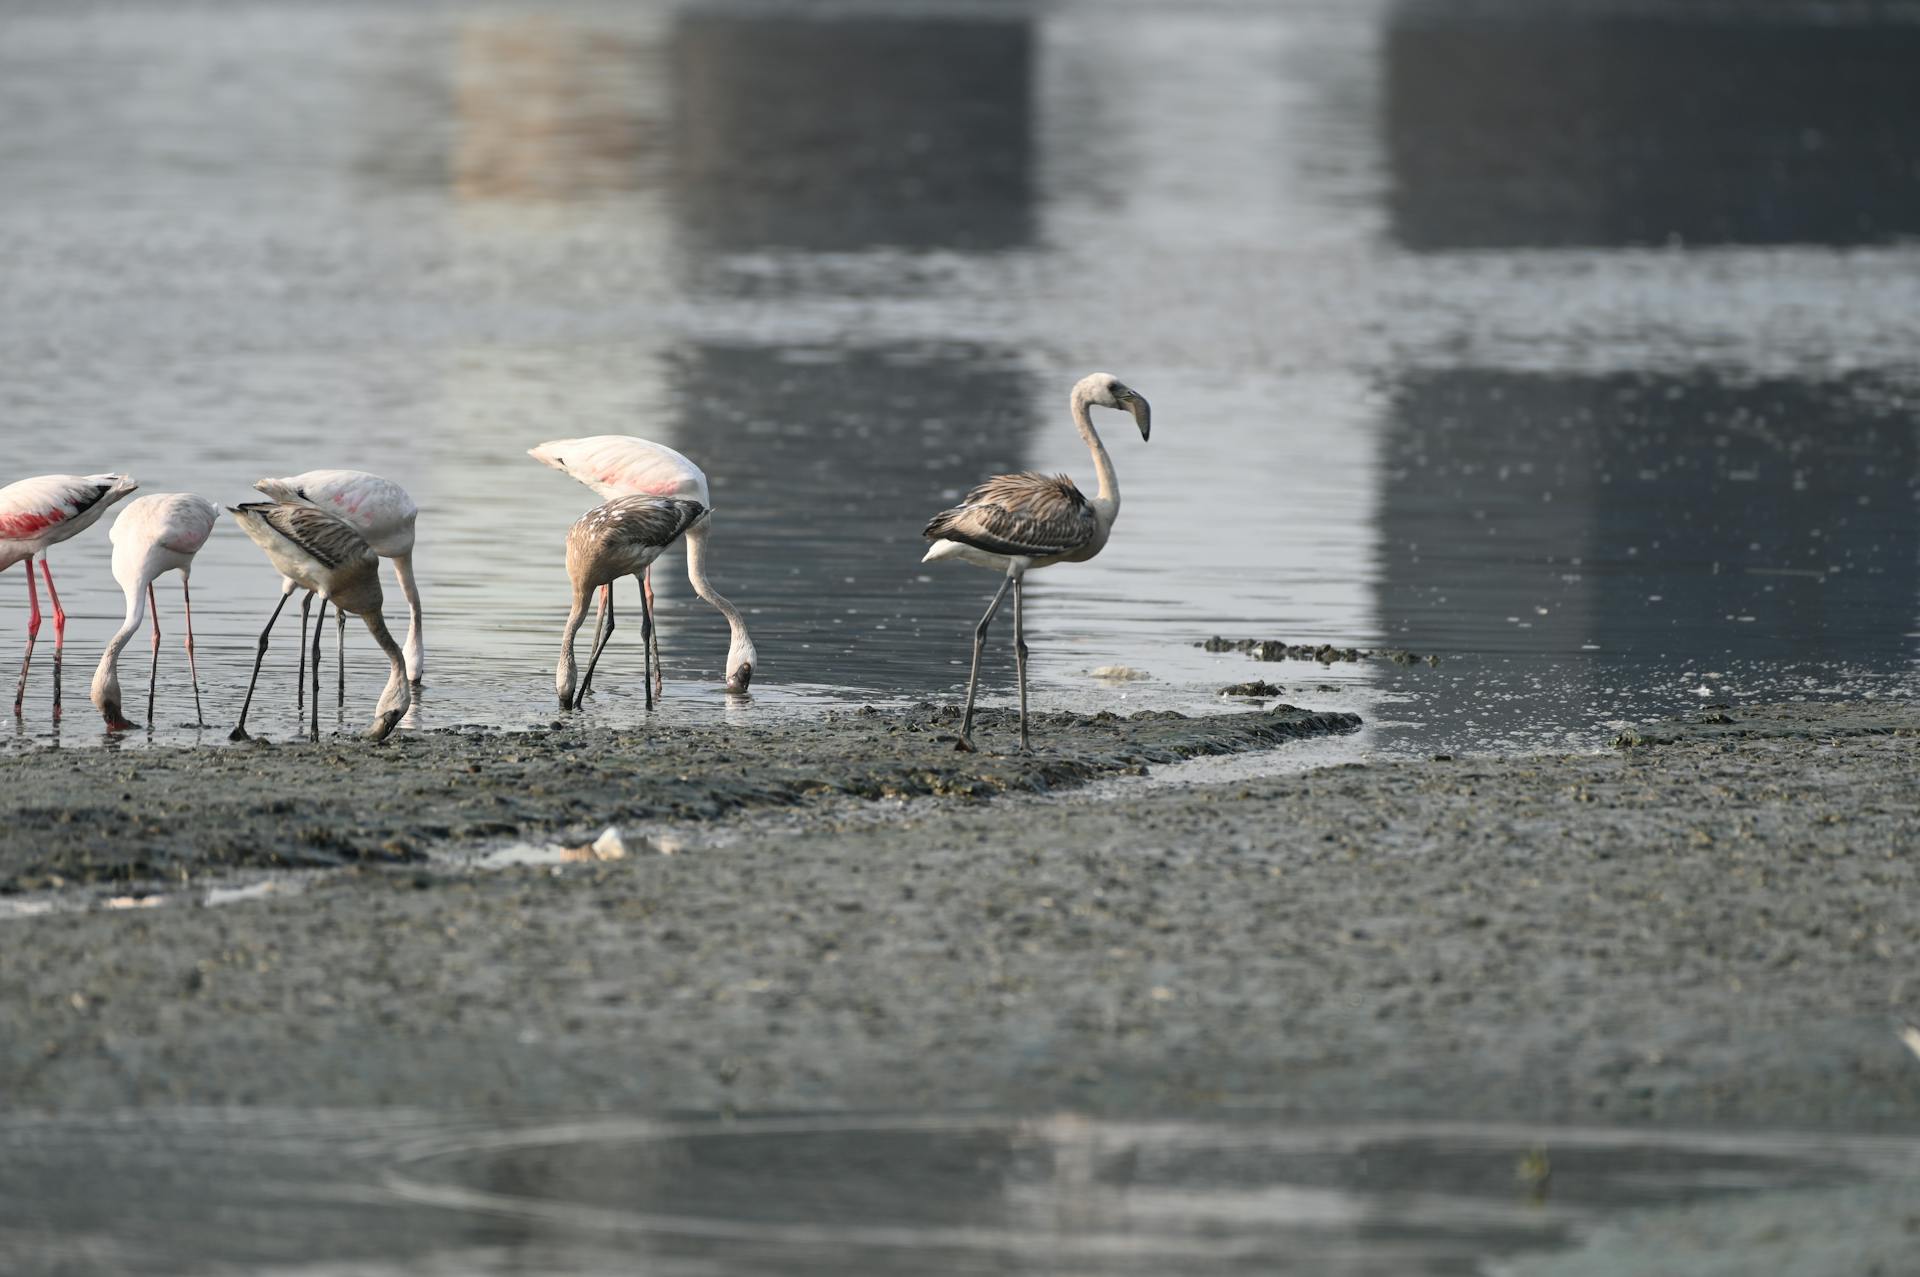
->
xmin=667 ymin=14 xmax=1035 ymax=251
xmin=1384 ymin=6 xmax=1920 ymax=248
xmin=1377 ymin=370 xmax=1920 ymax=667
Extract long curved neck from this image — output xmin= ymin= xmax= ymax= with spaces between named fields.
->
xmin=1072 ymin=387 xmax=1119 ymax=511
xmin=684 ymin=523 xmax=750 ymax=652
xmin=556 ymin=585 xmax=591 ymax=707
xmin=91 ymin=583 xmax=147 ymax=699
xmin=391 ymin=551 xmax=423 ymax=682
xmin=360 ymin=608 xmax=410 ymax=709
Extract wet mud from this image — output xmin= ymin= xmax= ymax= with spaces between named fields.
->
xmin=1 ymin=699 xmax=1915 ymax=1137
xmin=0 ymin=702 xmax=1359 ymax=892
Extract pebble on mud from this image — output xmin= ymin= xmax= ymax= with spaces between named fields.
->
xmin=1220 ymin=680 xmax=1286 ymax=698
xmin=1089 ymin=666 xmax=1150 ymax=681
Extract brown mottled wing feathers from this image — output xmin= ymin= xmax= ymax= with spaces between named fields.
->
xmin=923 ymin=472 xmax=1096 ymax=559
xmin=244 ymin=502 xmax=375 ymax=570
xmin=579 ymin=496 xmax=707 ymax=550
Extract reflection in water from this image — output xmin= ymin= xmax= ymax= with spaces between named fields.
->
xmin=1385 ymin=7 xmax=1920 ymax=249
xmin=10 ymin=1110 xmax=1913 ymax=1275
xmin=1376 ymin=371 xmax=1920 ymax=746
xmin=669 ymin=15 xmax=1035 ymax=252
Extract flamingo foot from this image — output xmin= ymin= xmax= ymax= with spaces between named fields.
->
xmin=952 ymin=734 xmax=977 ymax=754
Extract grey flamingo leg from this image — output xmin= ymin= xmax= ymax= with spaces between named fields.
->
xmin=230 ymin=590 xmax=293 ymax=741
xmin=146 ymin=582 xmax=161 ymax=725
xmin=335 ymin=604 xmax=345 ymax=709
xmin=644 ymin=567 xmax=662 ymax=698
xmin=309 ymin=597 xmax=325 ymax=742
xmin=638 ymin=573 xmax=654 ymax=712
xmin=296 ymin=589 xmax=312 ymax=713
xmin=579 ymin=590 xmax=616 ymax=701
xmin=956 ymin=572 xmax=1015 ymax=753
xmin=1013 ymin=575 xmax=1031 ymax=753
xmin=13 ymin=555 xmax=39 ymax=716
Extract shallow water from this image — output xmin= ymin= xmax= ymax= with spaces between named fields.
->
xmin=1 ymin=1111 xmax=1916 ymax=1275
xmin=3 ymin=0 xmax=1919 ymax=762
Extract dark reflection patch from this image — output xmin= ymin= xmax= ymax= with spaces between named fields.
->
xmin=1384 ymin=7 xmax=1920 ymax=249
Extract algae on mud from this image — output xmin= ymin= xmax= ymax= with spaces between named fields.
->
xmin=0 ymin=702 xmax=1359 ymax=892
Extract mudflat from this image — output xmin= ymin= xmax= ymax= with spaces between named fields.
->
xmin=1 ymin=698 xmax=1916 ymax=1132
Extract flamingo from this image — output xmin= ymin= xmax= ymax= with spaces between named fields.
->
xmin=227 ymin=502 xmax=410 ymax=743
xmin=251 ymin=470 xmax=423 ymax=706
xmin=556 ymin=495 xmax=753 ymax=709
xmin=0 ymin=473 xmax=139 ymax=716
xmin=89 ymin=493 xmax=219 ymax=731
xmin=528 ymin=435 xmax=748 ymax=698
xmin=921 ymin=373 xmax=1151 ymax=753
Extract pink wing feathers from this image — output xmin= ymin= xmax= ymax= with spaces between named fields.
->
xmin=0 ymin=473 xmax=138 ymax=550
xmin=528 ymin=436 xmax=711 ymax=506
xmin=252 ymin=469 xmax=417 ymax=557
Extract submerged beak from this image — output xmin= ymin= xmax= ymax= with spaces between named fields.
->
xmin=726 ymin=663 xmax=753 ymax=695
xmin=1127 ymin=394 xmax=1151 ymax=441
xmin=366 ymin=709 xmax=404 ymax=743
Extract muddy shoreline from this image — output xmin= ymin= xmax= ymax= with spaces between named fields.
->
xmin=0 ymin=697 xmax=1915 ymax=1137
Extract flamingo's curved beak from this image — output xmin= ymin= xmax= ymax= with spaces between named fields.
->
xmin=1127 ymin=394 xmax=1151 ymax=442
xmin=726 ymin=663 xmax=753 ymax=695
xmin=366 ymin=708 xmax=404 ymax=743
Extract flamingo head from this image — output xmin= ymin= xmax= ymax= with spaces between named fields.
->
xmin=89 ymin=662 xmax=136 ymax=732
xmin=1078 ymin=373 xmax=1151 ymax=441
xmin=366 ymin=670 xmax=410 ymax=743
xmin=725 ymin=636 xmax=756 ymax=695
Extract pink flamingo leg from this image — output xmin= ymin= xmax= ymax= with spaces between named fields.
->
xmin=182 ymin=578 xmax=204 ymax=726
xmin=39 ymin=558 xmax=64 ymax=716
xmin=147 ymin=582 xmax=162 ymax=724
xmin=644 ymin=567 xmax=662 ymax=697
xmin=13 ymin=555 xmax=41 ymax=715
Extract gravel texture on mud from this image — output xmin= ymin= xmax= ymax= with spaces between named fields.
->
xmin=1 ymin=700 xmax=1917 ymax=1136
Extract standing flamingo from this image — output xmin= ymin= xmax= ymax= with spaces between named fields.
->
xmin=921 ymin=373 xmax=1151 ymax=753
xmin=251 ymin=469 xmax=423 ymax=705
xmin=0 ymin=473 xmax=139 ymax=716
xmin=528 ymin=436 xmax=711 ymax=695
xmin=89 ymin=493 xmax=219 ymax=731
xmin=556 ymin=496 xmax=753 ymax=709
xmin=227 ymin=502 xmax=410 ymax=743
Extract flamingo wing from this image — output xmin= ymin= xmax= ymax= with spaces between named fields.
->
xmin=529 ymin=436 xmax=710 ymax=506
xmin=923 ymin=472 xmax=1098 ymax=560
xmin=254 ymin=469 xmax=416 ymax=550
xmin=233 ymin=501 xmax=377 ymax=571
xmin=0 ymin=474 xmax=134 ymax=544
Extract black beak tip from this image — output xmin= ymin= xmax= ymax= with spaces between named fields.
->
xmin=726 ymin=664 xmax=753 ymax=695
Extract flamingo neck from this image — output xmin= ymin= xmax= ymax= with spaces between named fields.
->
xmin=1072 ymin=386 xmax=1119 ymax=514
xmin=684 ymin=523 xmax=753 ymax=663
xmin=90 ymin=582 xmax=147 ymax=713
xmin=391 ymin=551 xmax=424 ymax=682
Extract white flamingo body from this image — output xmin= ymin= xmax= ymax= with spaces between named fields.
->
xmin=90 ymin=493 xmax=218 ymax=730
xmin=0 ymin=472 xmax=138 ymax=715
xmin=920 ymin=373 xmax=1151 ymax=752
xmin=528 ymin=436 xmax=710 ymax=505
xmin=227 ymin=502 xmax=410 ymax=743
xmin=253 ymin=468 xmax=424 ymax=684
xmin=529 ymin=435 xmax=752 ymax=694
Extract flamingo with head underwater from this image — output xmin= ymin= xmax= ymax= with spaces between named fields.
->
xmin=251 ymin=469 xmax=423 ymax=709
xmin=530 ymin=435 xmax=754 ymax=698
xmin=227 ymin=501 xmax=410 ymax=744
xmin=921 ymin=373 xmax=1151 ymax=753
xmin=0 ymin=472 xmax=139 ymax=716
xmin=90 ymin=492 xmax=219 ymax=731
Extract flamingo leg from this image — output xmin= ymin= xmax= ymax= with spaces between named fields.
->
xmin=638 ymin=573 xmax=654 ymax=712
xmin=230 ymin=590 xmax=293 ymax=741
xmin=1013 ymin=576 xmax=1031 ymax=753
xmin=310 ymin=597 xmax=325 ymax=743
xmin=297 ymin=589 xmax=313 ymax=713
xmin=146 ymin=582 xmax=161 ymax=725
xmin=182 ymin=577 xmax=204 ymax=727
xmin=644 ymin=567 xmax=662 ymax=697
xmin=39 ymin=558 xmax=64 ymax=716
xmin=13 ymin=556 xmax=40 ymax=715
xmin=579 ymin=589 xmax=616 ymax=701
xmin=336 ymin=604 xmax=345 ymax=710
xmin=955 ymin=572 xmax=1015 ymax=753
